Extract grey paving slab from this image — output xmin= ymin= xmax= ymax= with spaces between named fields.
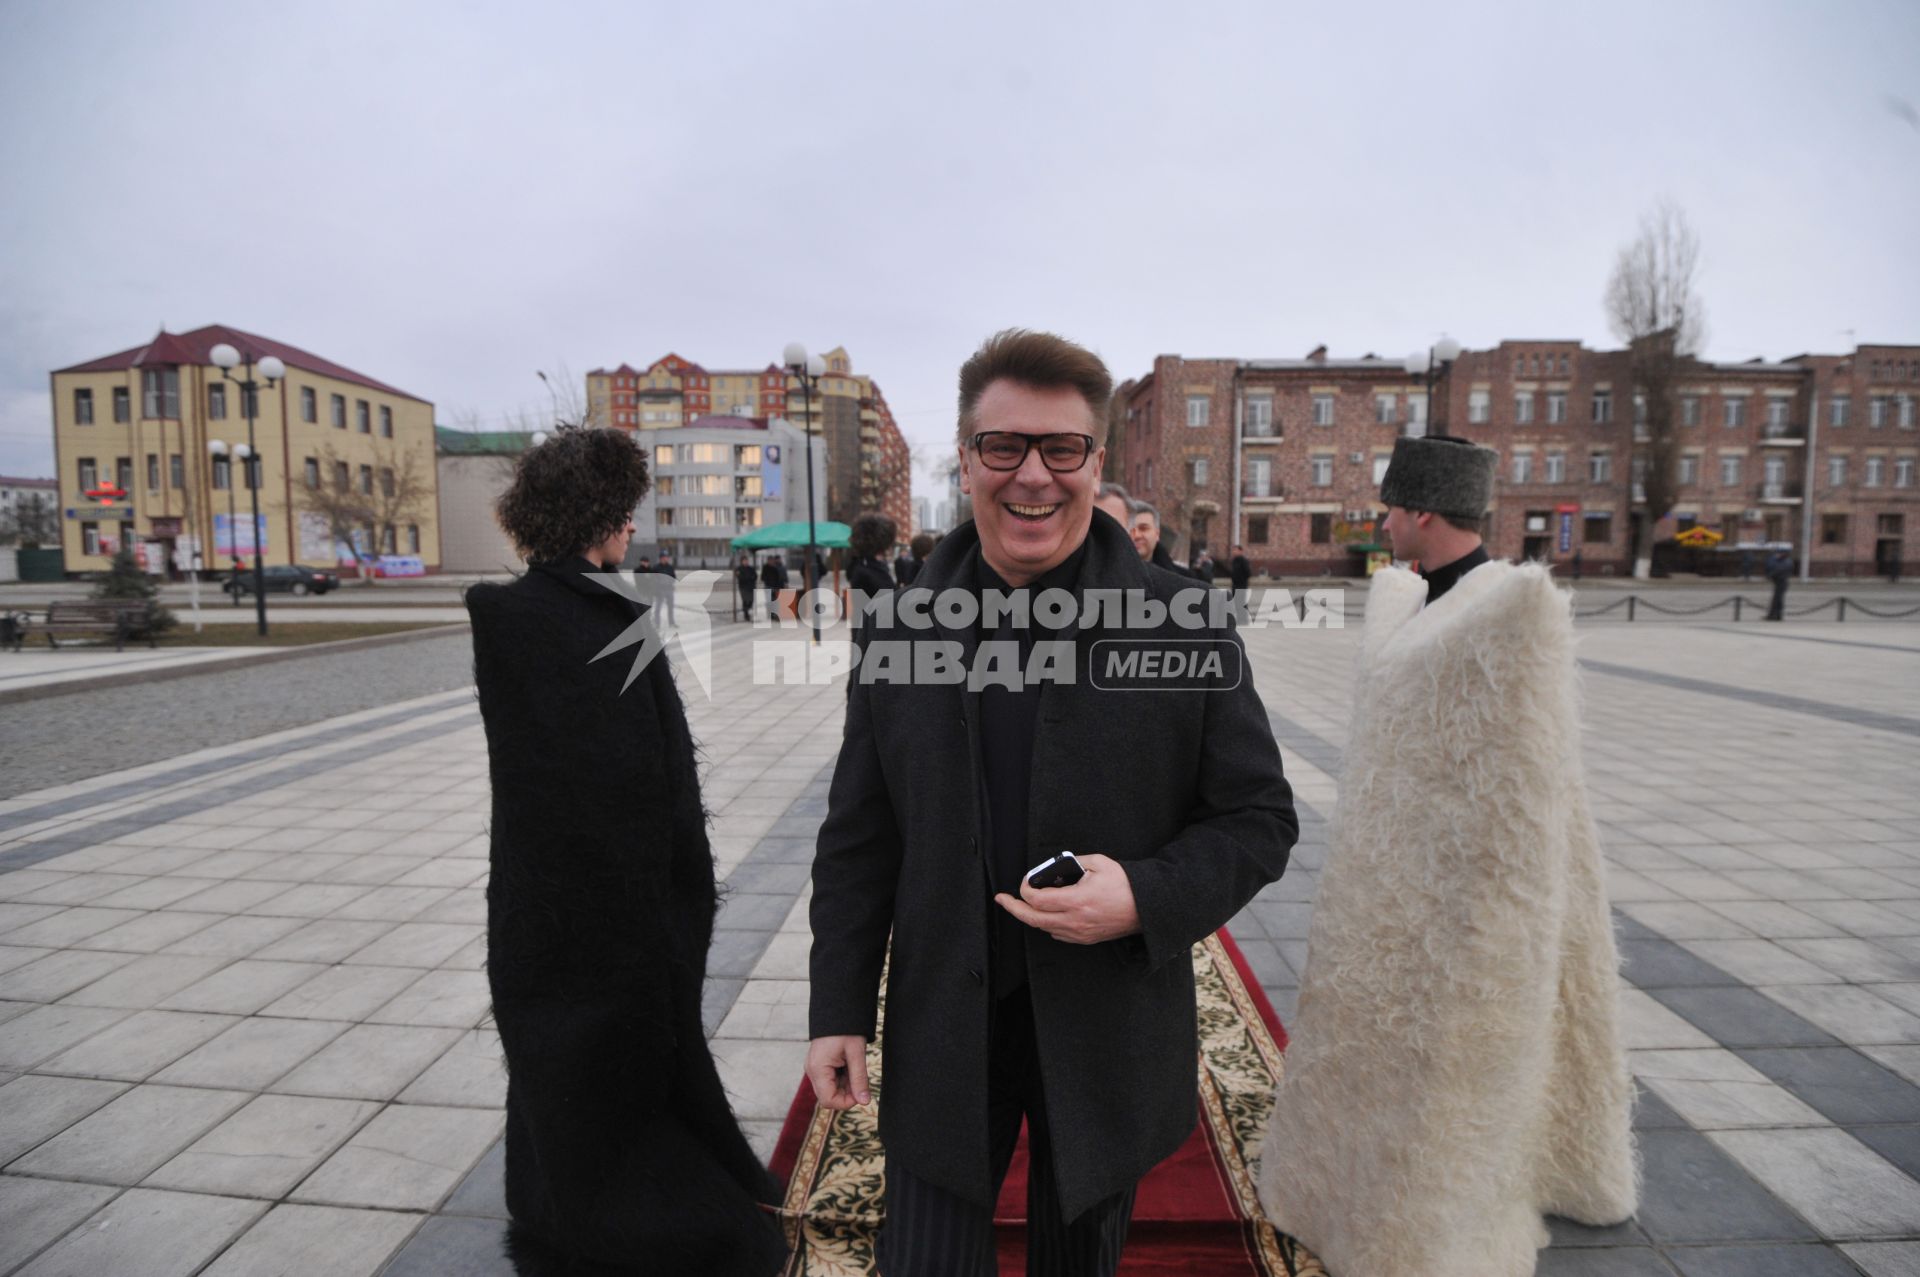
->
xmin=366 ymin=969 xmax=492 ymax=1029
xmin=1534 ymin=1251 xmax=1674 ymax=1276
xmin=145 ymin=1093 xmax=380 ymax=1197
xmin=1844 ymin=1241 xmax=1920 ymax=1276
xmin=1647 ymin=986 xmax=1840 ymax=1048
xmin=35 ymin=1009 xmax=237 ymax=1081
xmin=12 ymin=1186 xmax=268 ymax=1277
xmin=260 ymin=964 xmax=422 ymax=1021
xmin=377 ymin=1214 xmax=514 ymax=1277
xmin=271 ymin=1023 xmax=461 ymax=1100
xmin=397 ymin=1027 xmax=504 ymax=1108
xmin=1632 ymin=1128 xmax=1820 ymax=1244
xmin=10 ymin=1082 xmax=250 ymax=1183
xmin=1849 ymin=1124 xmax=1920 ymax=1181
xmin=197 ymin=1202 xmax=425 ymax=1277
xmin=1630 ymin=1049 xmax=1828 ymax=1130
xmin=150 ymin=1016 xmax=349 ymax=1090
xmin=157 ymin=959 xmax=329 ymax=1014
xmin=0 ymin=949 xmax=138 ymax=1003
xmin=292 ymin=1103 xmax=502 ymax=1210
xmin=1617 ymin=940 xmax=1745 ymax=989
xmin=1733 ymin=1046 xmax=1920 ymax=1125
xmin=156 ymin=913 xmax=305 ymax=958
xmin=58 ymin=953 xmax=228 ymax=1009
xmin=249 ymin=918 xmax=397 ymax=964
xmin=1666 ymin=1245 xmax=1862 ymax=1276
xmin=1758 ymin=983 xmax=1920 ymax=1045
xmin=0 ymin=1175 xmax=120 ymax=1275
xmin=1779 ymin=938 xmax=1920 ymax=983
xmin=1710 ymin=1127 xmax=1920 ymax=1237
xmin=0 ymin=944 xmax=54 ymax=976
xmin=1678 ymin=939 xmax=1846 ymax=986
xmin=0 ymin=1074 xmax=127 ymax=1164
xmin=342 ymin=921 xmax=481 ymax=968
xmin=74 ymin=909 xmax=225 ymax=953
xmin=440 ymin=1137 xmax=507 ymax=1219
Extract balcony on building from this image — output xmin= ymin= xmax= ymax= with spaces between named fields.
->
xmin=1755 ymin=481 xmax=1804 ymax=504
xmin=1759 ymin=423 xmax=1808 ymax=446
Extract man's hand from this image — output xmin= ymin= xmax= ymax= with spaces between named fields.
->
xmin=806 ymin=1035 xmax=871 ymax=1110
xmin=994 ymin=853 xmax=1140 ymax=945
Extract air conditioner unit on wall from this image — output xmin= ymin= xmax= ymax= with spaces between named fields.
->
xmin=1348 ymin=452 xmax=1365 ymax=464
xmin=1344 ymin=509 xmax=1371 ymax=522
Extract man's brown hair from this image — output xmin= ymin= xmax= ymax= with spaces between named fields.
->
xmin=956 ymin=328 xmax=1112 ymax=442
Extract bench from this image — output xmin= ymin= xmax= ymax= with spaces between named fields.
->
xmin=41 ymin=599 xmax=160 ymax=652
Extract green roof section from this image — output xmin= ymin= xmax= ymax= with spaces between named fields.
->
xmin=435 ymin=426 xmax=537 ymax=455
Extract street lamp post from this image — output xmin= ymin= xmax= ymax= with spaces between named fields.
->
xmin=1403 ymin=335 xmax=1464 ymax=438
xmin=782 ymin=342 xmax=827 ymax=644
xmin=209 ymin=343 xmax=284 ymax=636
xmin=207 ymin=440 xmax=244 ymax=608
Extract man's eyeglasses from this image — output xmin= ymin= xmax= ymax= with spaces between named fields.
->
xmin=968 ymin=432 xmax=1097 ymax=473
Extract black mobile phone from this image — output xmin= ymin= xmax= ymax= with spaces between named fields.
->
xmin=1025 ymin=851 xmax=1085 ymax=890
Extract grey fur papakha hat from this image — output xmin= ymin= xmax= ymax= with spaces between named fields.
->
xmin=1378 ymin=435 xmax=1497 ymax=520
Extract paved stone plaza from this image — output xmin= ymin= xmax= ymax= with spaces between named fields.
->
xmin=2 ymin=605 xmax=1919 ymax=1275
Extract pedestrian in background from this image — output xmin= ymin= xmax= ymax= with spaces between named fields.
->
xmin=1765 ymin=547 xmax=1793 ymax=620
xmin=735 ymin=552 xmax=758 ymax=622
xmin=468 ymin=428 xmax=785 ymax=1276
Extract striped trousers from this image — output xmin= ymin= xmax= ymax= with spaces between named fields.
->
xmin=875 ymin=985 xmax=1137 ymax=1277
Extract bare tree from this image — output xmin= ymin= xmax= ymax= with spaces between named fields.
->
xmin=298 ymin=440 xmax=436 ymax=584
xmin=537 ymin=363 xmax=602 ymax=432
xmin=0 ymin=493 xmax=59 ymax=547
xmin=1606 ymin=199 xmax=1707 ymax=579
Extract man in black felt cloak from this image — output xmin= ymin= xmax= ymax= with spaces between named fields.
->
xmin=467 ymin=428 xmax=785 ymax=1277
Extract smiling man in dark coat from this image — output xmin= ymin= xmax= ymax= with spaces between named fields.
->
xmin=807 ymin=330 xmax=1298 ymax=1275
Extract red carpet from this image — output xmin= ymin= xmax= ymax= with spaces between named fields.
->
xmin=771 ymin=930 xmax=1328 ymax=1275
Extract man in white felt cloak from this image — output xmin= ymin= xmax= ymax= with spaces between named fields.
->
xmin=1256 ymin=435 xmax=1638 ymax=1277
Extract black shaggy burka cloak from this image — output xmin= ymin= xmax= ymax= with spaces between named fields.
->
xmin=468 ymin=557 xmax=785 ymax=1276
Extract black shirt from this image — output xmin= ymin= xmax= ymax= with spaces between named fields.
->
xmin=975 ymin=539 xmax=1088 ymax=999
xmin=1421 ymin=544 xmax=1489 ymax=604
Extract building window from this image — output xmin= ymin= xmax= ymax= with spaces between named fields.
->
xmin=1186 ymin=396 xmax=1210 ymax=428
xmin=358 ymin=465 xmax=373 ymax=494
xmin=1545 ymin=452 xmax=1566 ymax=484
xmin=1511 ymin=453 xmax=1533 ymax=483
xmin=304 ymin=457 xmax=320 ymax=489
xmin=1588 ymin=452 xmax=1611 ymax=484
xmin=333 ymin=460 xmax=350 ymax=490
xmin=1723 ymin=398 xmax=1746 ymax=428
xmin=110 ymin=386 xmax=130 ymax=423
xmin=81 ymin=521 xmax=99 ymax=556
xmin=116 ymin=457 xmax=132 ymax=491
xmin=331 ymin=394 xmax=347 ymax=429
xmin=169 ymin=454 xmax=184 ymax=489
xmin=146 ymin=454 xmax=160 ymax=490
xmin=1865 ymin=457 xmax=1885 ymax=487
xmin=1189 ymin=457 xmax=1209 ymax=486
xmin=1372 ymin=455 xmax=1390 ymax=485
xmin=76 ymin=457 xmax=97 ymax=492
xmin=1870 ymin=396 xmax=1890 ymax=428
xmin=1828 ymin=455 xmax=1847 ymax=487
xmin=73 ymin=388 xmax=94 ymax=424
xmin=1583 ymin=512 xmax=1612 ymax=544
xmin=1898 ymin=458 xmax=1916 ymax=488
xmin=1312 ymin=395 xmax=1334 ymax=426
xmin=734 ymin=444 xmax=762 ymax=467
xmin=209 ymin=383 xmax=228 ymax=420
xmin=1246 ymin=397 xmax=1273 ymax=436
xmin=1591 ymin=391 xmax=1612 ymax=423
xmin=1546 ymin=393 xmax=1567 ymax=424
xmin=1460 ymin=389 xmax=1486 ymax=424
xmin=382 ymin=524 xmax=397 ymax=554
xmin=1248 ymin=515 xmax=1270 ymax=543
xmin=1902 ymin=396 xmax=1916 ymax=429
xmin=1244 ymin=457 xmax=1272 ymax=497
xmin=654 ymin=444 xmax=673 ymax=467
xmin=1720 ymin=456 xmax=1742 ymax=486
xmin=1310 ymin=456 xmax=1332 ymax=486
xmin=301 ymin=386 xmax=317 ymax=422
xmin=1830 ymin=396 xmax=1850 ymax=427
xmin=1635 ymin=393 xmax=1648 ymax=425
xmin=212 ymin=455 xmax=231 ymax=491
xmin=407 ymin=524 xmax=420 ymax=553
xmin=1145 ymin=460 xmax=1154 ymax=490
xmin=380 ymin=406 xmax=393 ymax=437
xmin=1681 ymin=395 xmax=1700 ymax=426
xmin=356 ymin=400 xmax=371 ymax=433
xmin=381 ymin=467 xmax=395 ymax=498
xmin=1679 ymin=455 xmax=1700 ymax=485
xmin=1821 ymin=513 xmax=1848 ymax=545
xmin=1375 ymin=393 xmax=1397 ymax=424
xmin=1514 ymin=393 xmax=1534 ymax=424
xmin=1767 ymin=398 xmax=1790 ymax=428
xmin=1310 ymin=513 xmax=1332 ymax=544
xmin=141 ymin=368 xmax=180 ymax=419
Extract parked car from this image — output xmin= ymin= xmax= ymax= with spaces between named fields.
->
xmin=223 ymin=565 xmax=339 ymax=596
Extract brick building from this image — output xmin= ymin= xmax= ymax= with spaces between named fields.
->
xmin=1111 ymin=340 xmax=1919 ymax=577
xmin=585 ymin=347 xmax=911 ymax=538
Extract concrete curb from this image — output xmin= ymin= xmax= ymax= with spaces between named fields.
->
xmin=0 ymin=622 xmax=472 ymax=707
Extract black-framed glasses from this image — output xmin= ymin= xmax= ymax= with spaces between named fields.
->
xmin=969 ymin=432 xmax=1097 ymax=473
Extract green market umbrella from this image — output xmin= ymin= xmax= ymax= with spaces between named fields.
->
xmin=729 ymin=520 xmax=852 ymax=550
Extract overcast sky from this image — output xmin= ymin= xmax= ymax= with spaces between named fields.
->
xmin=3 ymin=0 xmax=1916 ymax=493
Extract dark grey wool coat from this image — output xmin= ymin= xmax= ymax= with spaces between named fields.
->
xmin=468 ymin=558 xmax=785 ymax=1277
xmin=809 ymin=514 xmax=1298 ymax=1220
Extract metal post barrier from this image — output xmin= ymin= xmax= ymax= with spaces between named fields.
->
xmin=1838 ymin=598 xmax=1847 ymax=623
xmin=1733 ymin=597 xmax=1742 ymax=623
xmin=1628 ymin=596 xmax=1636 ymax=622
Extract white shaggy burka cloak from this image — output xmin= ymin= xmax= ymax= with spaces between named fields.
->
xmin=1256 ymin=561 xmax=1637 ymax=1276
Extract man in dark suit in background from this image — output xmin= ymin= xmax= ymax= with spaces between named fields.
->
xmin=807 ymin=329 xmax=1297 ymax=1276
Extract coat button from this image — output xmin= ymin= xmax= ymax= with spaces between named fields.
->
xmin=967 ymin=968 xmax=984 ymax=986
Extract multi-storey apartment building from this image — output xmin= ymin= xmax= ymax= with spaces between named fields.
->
xmin=586 ymin=347 xmax=910 ymax=535
xmin=51 ymin=326 xmax=440 ymax=576
xmin=1113 ymin=341 xmax=1919 ymax=577
xmin=636 ymin=416 xmax=830 ymax=567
